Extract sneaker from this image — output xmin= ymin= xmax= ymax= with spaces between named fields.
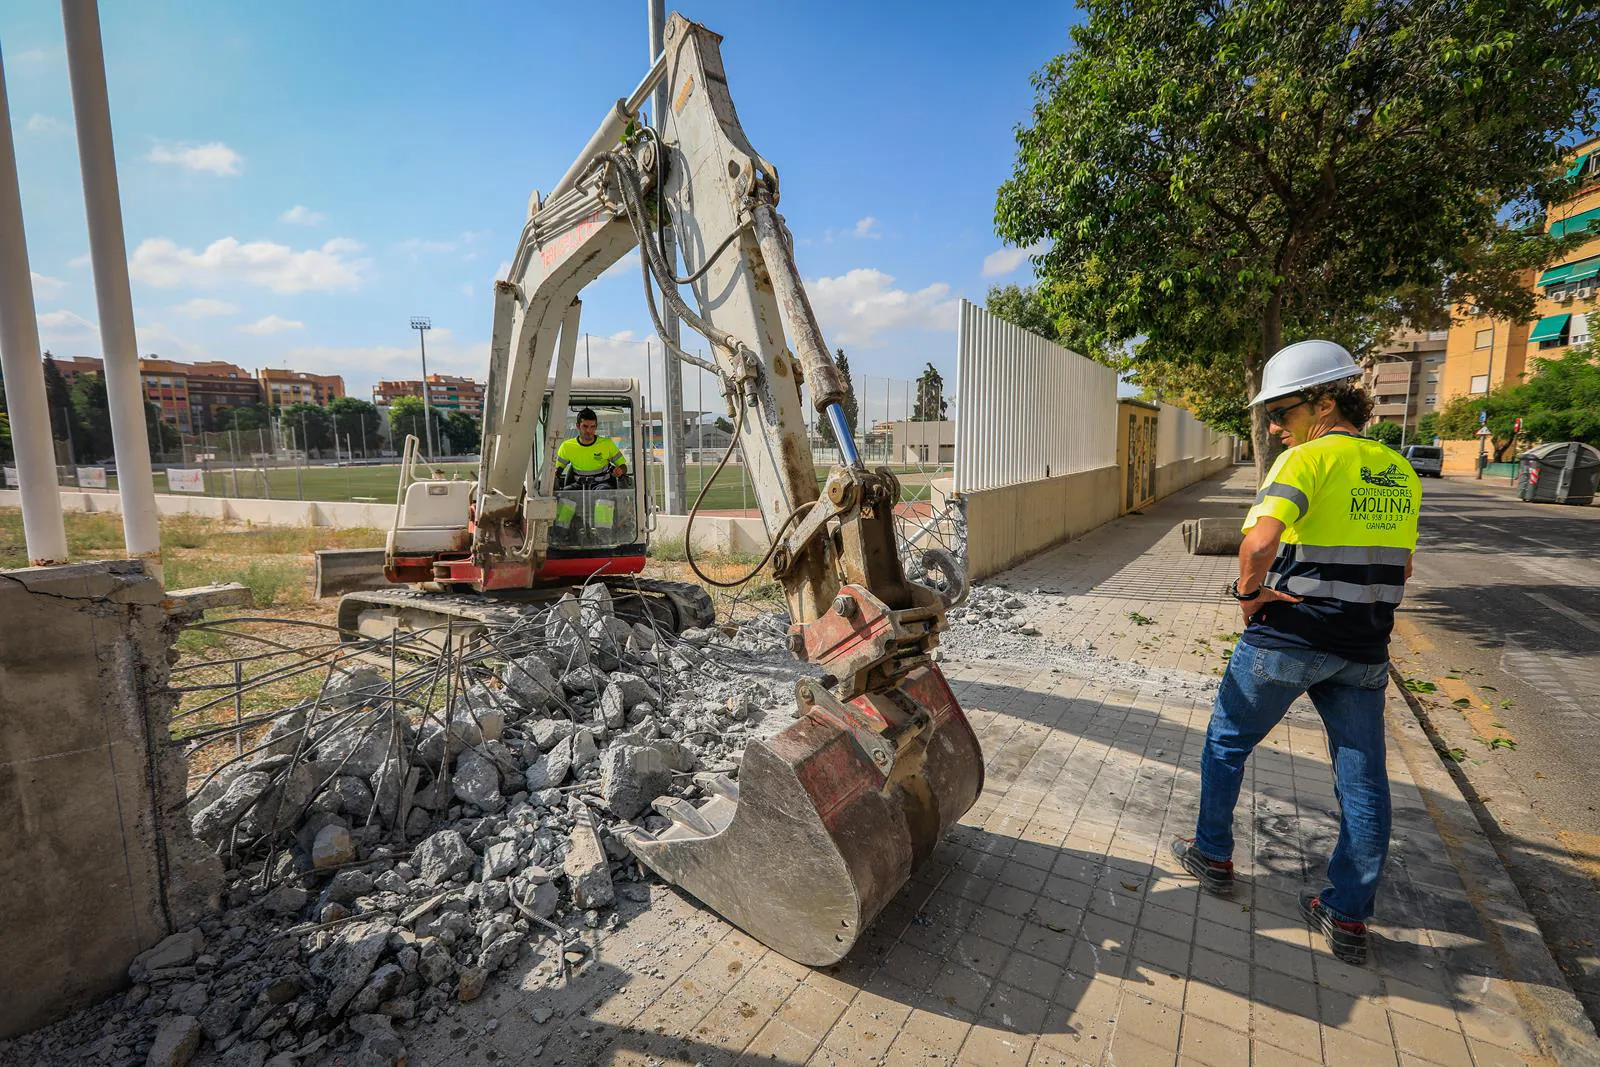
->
xmin=1170 ymin=837 xmax=1234 ymax=895
xmin=1300 ymin=889 xmax=1369 ymax=965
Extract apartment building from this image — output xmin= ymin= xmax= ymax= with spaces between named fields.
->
xmin=259 ymin=368 xmax=345 ymax=410
xmin=372 ymin=375 xmax=485 ymax=417
xmin=1363 ymin=328 xmax=1449 ymax=432
xmin=1441 ymin=136 xmax=1600 ymax=404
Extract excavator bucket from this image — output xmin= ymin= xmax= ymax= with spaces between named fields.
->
xmin=615 ymin=664 xmax=983 ymax=965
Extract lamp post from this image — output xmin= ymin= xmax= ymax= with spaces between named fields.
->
xmin=410 ymin=316 xmax=434 ymax=458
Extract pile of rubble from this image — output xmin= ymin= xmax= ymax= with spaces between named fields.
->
xmin=0 ymin=586 xmax=814 ymax=1067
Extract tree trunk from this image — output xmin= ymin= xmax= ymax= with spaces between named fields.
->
xmin=1248 ymin=298 xmax=1286 ymax=486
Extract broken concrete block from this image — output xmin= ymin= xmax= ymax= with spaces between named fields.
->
xmin=324 ymin=869 xmax=374 ymax=905
xmin=482 ymin=840 xmax=520 ymax=881
xmin=131 ymin=929 xmax=205 ymax=979
xmin=413 ymin=829 xmax=475 ymax=886
xmin=600 ymin=744 xmax=672 ymax=820
xmin=588 ymin=615 xmax=637 ymax=670
xmin=191 ymin=771 xmax=272 ymax=844
xmin=501 ymin=654 xmax=559 ymax=711
xmin=261 ymin=885 xmax=307 ymax=917
xmin=561 ymin=665 xmax=607 ymax=695
xmin=317 ymin=774 xmax=376 ymax=819
xmin=345 ymin=963 xmax=404 ymax=1017
xmin=570 ymin=729 xmax=599 ymax=772
xmin=478 ymin=930 xmax=524 ymax=973
xmin=309 ymin=920 xmax=393 ymax=1017
xmin=315 ymin=710 xmax=410 ymax=779
xmin=451 ymin=748 xmax=504 ymax=812
xmin=523 ymin=737 xmax=572 ymax=791
xmin=257 ymin=709 xmax=309 ymax=758
xmin=628 ymin=622 xmax=658 ymax=650
xmin=348 ymin=1012 xmax=407 ymax=1067
xmin=529 ymin=719 xmax=576 ymax=752
xmin=369 ymin=756 xmax=417 ymax=828
xmin=311 ymin=823 xmax=356 ymax=869
xmin=580 ymin=581 xmax=614 ymax=617
xmin=456 ymin=965 xmax=488 ymax=1003
xmin=324 ymin=667 xmax=388 ymax=709
xmin=562 ymin=800 xmax=614 ymax=909
xmin=145 ymin=1013 xmax=201 ymax=1067
xmin=218 ymin=1039 xmax=267 ymax=1067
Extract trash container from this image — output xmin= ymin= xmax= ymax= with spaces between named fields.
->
xmin=1516 ymin=442 xmax=1600 ymax=505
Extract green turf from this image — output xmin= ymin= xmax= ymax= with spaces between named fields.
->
xmin=100 ymin=460 xmax=946 ymax=510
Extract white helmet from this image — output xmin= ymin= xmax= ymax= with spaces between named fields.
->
xmin=1250 ymin=339 xmax=1361 ymax=406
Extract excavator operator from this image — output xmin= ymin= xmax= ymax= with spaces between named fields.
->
xmin=555 ymin=407 xmax=628 ymax=488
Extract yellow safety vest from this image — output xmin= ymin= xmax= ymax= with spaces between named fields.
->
xmin=1241 ymin=432 xmax=1422 ymax=663
xmin=556 ymin=435 xmax=623 ymax=474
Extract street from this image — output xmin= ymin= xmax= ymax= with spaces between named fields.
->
xmin=1391 ymin=474 xmax=1600 ymax=1026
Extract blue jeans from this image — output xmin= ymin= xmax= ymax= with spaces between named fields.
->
xmin=1194 ymin=641 xmax=1392 ymax=923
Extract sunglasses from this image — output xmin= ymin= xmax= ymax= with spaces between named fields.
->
xmin=1265 ymin=398 xmax=1308 ymax=424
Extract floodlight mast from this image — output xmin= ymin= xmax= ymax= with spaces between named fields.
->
xmin=410 ymin=317 xmax=434 ymax=459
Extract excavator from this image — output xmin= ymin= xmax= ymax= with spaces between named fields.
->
xmin=338 ymin=13 xmax=982 ymax=966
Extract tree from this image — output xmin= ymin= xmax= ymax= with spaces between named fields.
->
xmin=70 ymin=375 xmax=115 ymax=462
xmin=0 ymin=412 xmax=11 ymax=464
xmin=1367 ymin=421 xmax=1404 ymax=449
xmin=984 ymin=283 xmax=1106 ymax=359
xmin=145 ymin=401 xmax=181 ymax=456
xmin=441 ymin=410 xmax=481 ymax=455
xmin=1440 ymin=348 xmax=1600 ymax=458
xmin=1414 ymin=411 xmax=1439 ymax=445
xmin=817 ymin=348 xmax=860 ymax=450
xmin=996 ymin=0 xmax=1600 ymax=480
xmin=1436 ymin=388 xmax=1523 ymax=462
xmin=327 ymin=397 xmax=381 ymax=456
xmin=389 ymin=395 xmax=430 ymax=452
xmin=282 ymin=402 xmax=334 ymax=453
xmin=913 ymin=363 xmax=947 ymax=421
xmin=42 ymin=355 xmax=87 ymax=463
xmin=215 ymin=404 xmax=269 ymax=433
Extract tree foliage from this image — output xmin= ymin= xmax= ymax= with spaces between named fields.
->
xmin=327 ymin=397 xmax=381 ymax=454
xmin=1414 ymin=410 xmax=1439 ymax=444
xmin=984 ymin=283 xmax=1107 ymax=360
xmin=71 ymin=375 xmax=115 ymax=462
xmin=389 ymin=395 xmax=430 ymax=452
xmin=996 ymin=0 xmax=1600 ymax=479
xmin=283 ymin=402 xmax=334 ymax=453
xmin=1366 ymin=420 xmax=1403 ymax=448
xmin=818 ymin=348 xmax=860 ymax=449
xmin=441 ymin=410 xmax=481 ymax=455
xmin=913 ymin=363 xmax=948 ymax=421
xmin=215 ymin=404 xmax=269 ymax=433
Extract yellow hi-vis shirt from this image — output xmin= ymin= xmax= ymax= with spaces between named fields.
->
xmin=1241 ymin=432 xmax=1422 ymax=663
xmin=555 ymin=435 xmax=624 ymax=474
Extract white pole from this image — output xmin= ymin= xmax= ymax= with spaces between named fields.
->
xmin=0 ymin=46 xmax=69 ymax=564
xmin=649 ymin=0 xmax=686 ymax=515
xmin=62 ymin=0 xmax=160 ymax=566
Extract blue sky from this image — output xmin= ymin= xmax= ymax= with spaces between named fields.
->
xmin=3 ymin=1 xmax=1076 ymax=428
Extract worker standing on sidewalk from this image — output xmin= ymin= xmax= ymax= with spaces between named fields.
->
xmin=1171 ymin=340 xmax=1422 ymax=965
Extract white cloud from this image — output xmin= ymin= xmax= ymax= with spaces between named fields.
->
xmin=147 ymin=140 xmax=244 ymax=176
xmin=852 ymin=217 xmax=881 ymax=240
xmin=280 ymin=205 xmax=326 ymax=226
xmin=460 ymin=282 xmax=474 ymax=299
xmin=239 ymin=315 xmax=305 ymax=335
xmin=68 ymin=252 xmax=91 ymax=269
xmin=597 ymin=250 xmax=641 ymax=281
xmin=30 ymin=272 xmax=65 ymax=299
xmin=38 ymin=309 xmax=96 ymax=333
xmin=172 ymin=297 xmax=238 ymax=318
xmin=37 ymin=309 xmax=99 ymax=353
xmin=396 ymin=231 xmax=492 ymax=259
xmin=806 ymin=268 xmax=960 ymax=348
xmin=129 ymin=236 xmax=368 ymax=293
xmin=981 ymin=240 xmax=1048 ymax=278
xmin=25 ymin=114 xmax=66 ymax=135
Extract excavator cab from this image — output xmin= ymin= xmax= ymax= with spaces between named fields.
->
xmin=537 ymin=387 xmax=643 ymax=553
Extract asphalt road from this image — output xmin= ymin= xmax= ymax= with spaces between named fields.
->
xmin=1390 ymin=474 xmax=1600 ymax=1023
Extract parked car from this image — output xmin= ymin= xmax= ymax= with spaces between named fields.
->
xmin=1401 ymin=444 xmax=1443 ymax=477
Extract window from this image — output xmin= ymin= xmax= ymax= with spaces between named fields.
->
xmin=1474 ymin=329 xmax=1493 ymax=349
xmin=1425 ymin=395 xmax=1437 ymax=406
xmin=1470 ymin=374 xmax=1489 ymax=394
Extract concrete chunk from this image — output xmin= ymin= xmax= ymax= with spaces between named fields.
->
xmin=523 ymin=737 xmax=573 ymax=791
xmin=451 ymin=748 xmax=504 ymax=812
xmin=191 ymin=772 xmax=272 ymax=844
xmin=600 ymin=744 xmax=672 ymax=820
xmin=500 ymin=654 xmax=558 ymax=711
xmin=144 ymin=1013 xmax=201 ymax=1067
xmin=131 ymin=930 xmax=205 ymax=979
xmin=309 ymin=920 xmax=393 ymax=1017
xmin=562 ymin=800 xmax=614 ymax=909
xmin=413 ymin=829 xmax=475 ymax=886
xmin=529 ymin=718 xmax=576 ymax=752
xmin=311 ymin=823 xmax=356 ymax=869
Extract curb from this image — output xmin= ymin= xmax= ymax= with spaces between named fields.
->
xmin=1387 ymin=669 xmax=1600 ymax=1064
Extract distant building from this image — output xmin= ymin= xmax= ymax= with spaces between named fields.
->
xmin=1440 ymin=135 xmax=1600 ymax=404
xmin=138 ymin=358 xmax=197 ymax=432
xmin=890 ymin=420 xmax=956 ymax=464
xmin=260 ymin=367 xmax=344 ymax=410
xmin=53 ymin=355 xmax=106 ymax=388
xmin=182 ymin=361 xmax=262 ymax=432
xmin=373 ymin=375 xmax=485 ymax=417
xmin=1362 ymin=328 xmax=1448 ymax=435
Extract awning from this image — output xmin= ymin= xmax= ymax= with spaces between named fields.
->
xmin=1539 ymin=263 xmax=1574 ymax=286
xmin=1542 ymin=256 xmax=1600 ymax=287
xmin=1528 ymin=313 xmax=1572 ymax=343
xmin=1550 ymin=206 xmax=1600 ymax=239
xmin=1567 ymin=152 xmax=1593 ymax=179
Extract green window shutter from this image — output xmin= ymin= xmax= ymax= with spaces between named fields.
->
xmin=1528 ymin=314 xmax=1572 ymax=343
xmin=1566 ymin=260 xmax=1600 ymax=284
xmin=1566 ymin=152 xmax=1593 ymax=180
xmin=1539 ymin=264 xmax=1575 ymax=286
xmin=1550 ymin=206 xmax=1600 ymax=239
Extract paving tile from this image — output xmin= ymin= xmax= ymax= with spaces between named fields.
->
xmin=1116 ymin=988 xmax=1182 ymax=1050
xmin=1317 ymin=988 xmax=1394 ymax=1047
xmin=1387 ymin=1012 xmax=1472 ymax=1067
xmin=1108 ymin=1028 xmax=1180 ymax=1066
xmin=1463 ymin=1036 xmax=1539 ymax=1067
xmin=930 ymin=962 xmax=993 ymax=1017
xmin=1176 ymin=1014 xmax=1250 ymax=1067
xmin=956 ymin=1022 xmax=1036 ymax=1065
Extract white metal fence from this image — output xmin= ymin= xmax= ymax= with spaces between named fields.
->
xmin=1156 ymin=405 xmax=1230 ymax=466
xmin=953 ymin=300 xmax=1117 ymax=493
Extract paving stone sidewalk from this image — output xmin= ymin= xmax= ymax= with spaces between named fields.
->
xmin=402 ymin=468 xmax=1598 ymax=1067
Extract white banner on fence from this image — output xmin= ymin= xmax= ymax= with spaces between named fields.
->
xmin=2 ymin=467 xmax=16 ymax=488
xmin=166 ymin=468 xmax=207 ymax=493
xmin=76 ymin=466 xmax=107 ymax=488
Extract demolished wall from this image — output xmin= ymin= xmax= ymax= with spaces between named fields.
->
xmin=0 ymin=561 xmax=221 ymax=1040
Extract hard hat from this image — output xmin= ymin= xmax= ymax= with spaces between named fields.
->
xmin=1249 ymin=339 xmax=1361 ymax=406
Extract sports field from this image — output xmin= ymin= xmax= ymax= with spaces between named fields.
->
xmin=100 ymin=461 xmax=947 ymax=512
